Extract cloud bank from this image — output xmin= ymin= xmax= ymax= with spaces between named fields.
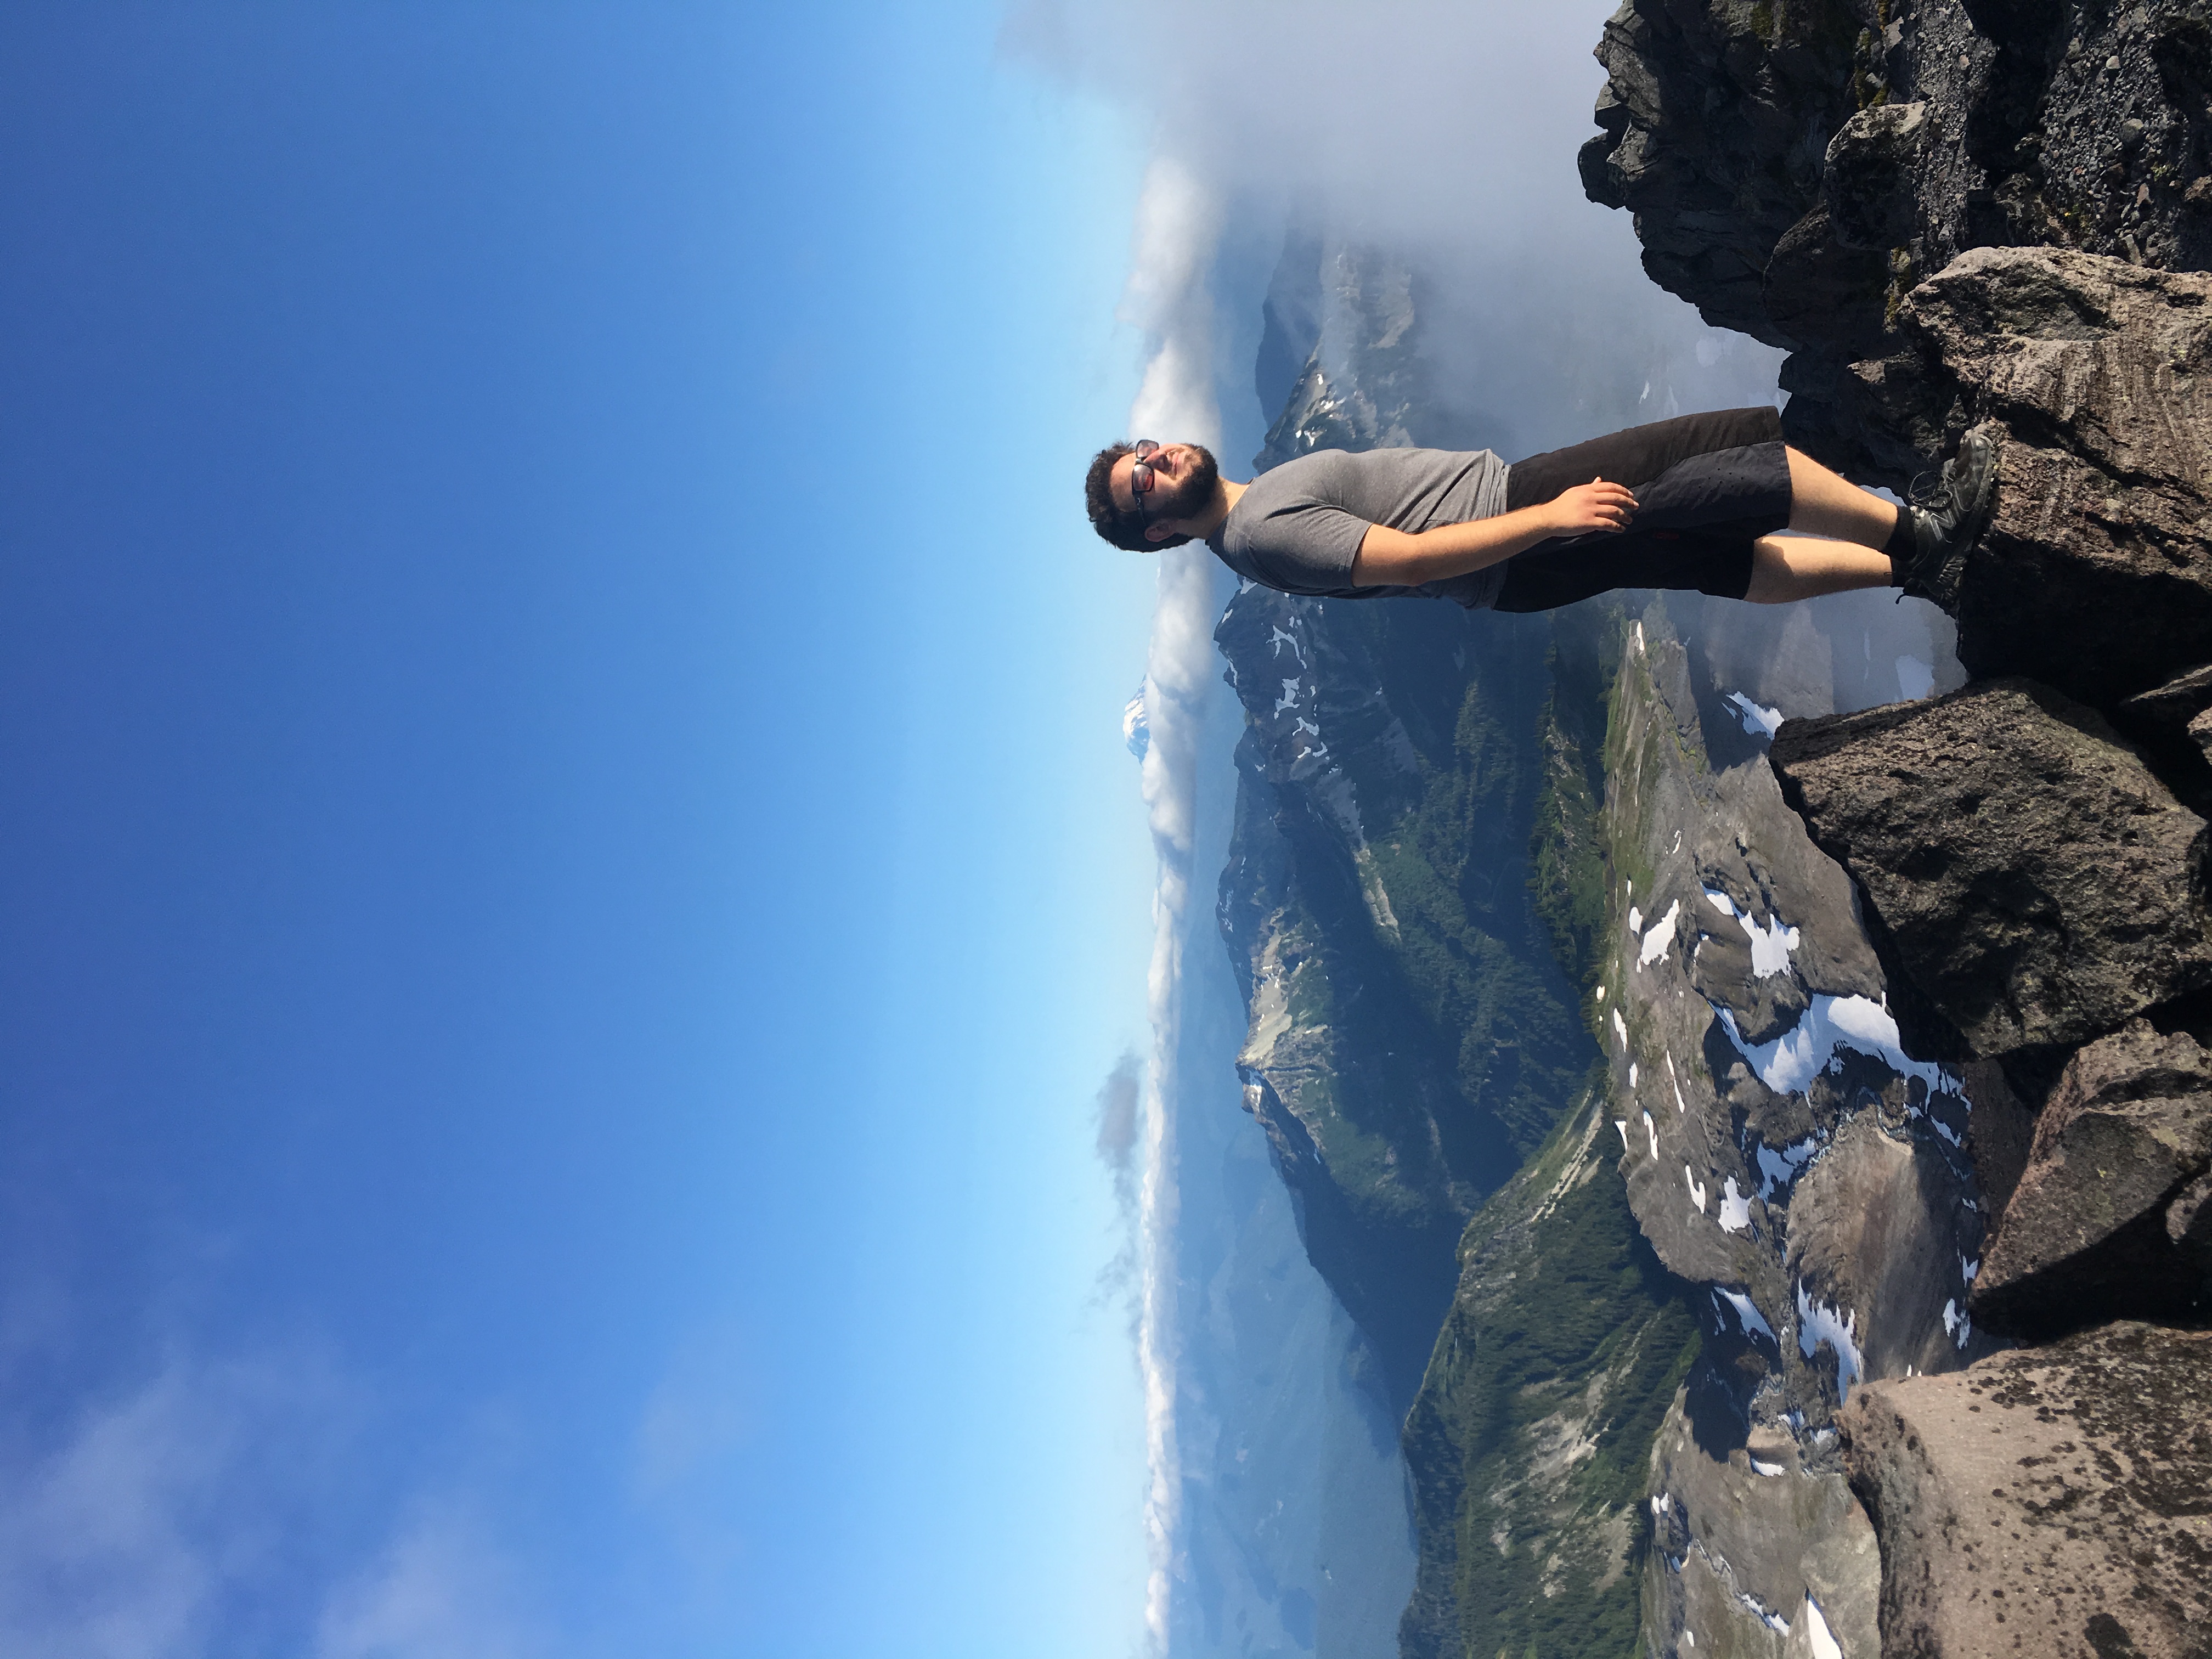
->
xmin=1005 ymin=0 xmax=1627 ymax=264
xmin=1115 ymin=151 xmax=1231 ymax=1655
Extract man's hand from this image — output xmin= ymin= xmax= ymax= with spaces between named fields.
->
xmin=1350 ymin=476 xmax=1637 ymax=586
xmin=1543 ymin=476 xmax=1638 ymax=536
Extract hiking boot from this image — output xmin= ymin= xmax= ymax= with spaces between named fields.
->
xmin=1896 ymin=424 xmax=2000 ymax=613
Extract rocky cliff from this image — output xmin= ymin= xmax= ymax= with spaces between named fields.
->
xmin=1581 ymin=2 xmax=2212 ymax=1655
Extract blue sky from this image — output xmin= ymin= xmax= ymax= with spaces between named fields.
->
xmin=0 ymin=4 xmax=1159 ymax=1654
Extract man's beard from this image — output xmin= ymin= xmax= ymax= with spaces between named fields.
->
xmin=1152 ymin=444 xmax=1220 ymax=523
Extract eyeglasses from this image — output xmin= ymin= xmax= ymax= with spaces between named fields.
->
xmin=1128 ymin=441 xmax=1160 ymax=522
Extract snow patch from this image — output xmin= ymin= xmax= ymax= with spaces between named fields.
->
xmin=1715 ymin=1289 xmax=1777 ymax=1347
xmin=1690 ymin=889 xmax=1796 ymax=982
xmin=1723 ymin=1585 xmax=1792 ymax=1634
xmin=1645 ymin=1111 xmax=1660 ymax=1161
xmin=1630 ymin=1062 xmax=1640 ymax=1089
xmin=1685 ymin=1165 xmax=1708 ymax=1214
xmin=1639 ymin=900 xmax=1682 ymax=969
xmin=1796 ymin=1282 xmax=1866 ymax=1402
xmin=1714 ymin=994 xmax=1959 ymax=1099
xmin=1736 ymin=909 xmax=1800 ymax=978
xmin=1754 ymin=1136 xmax=1818 ymax=1200
xmin=1943 ymin=1298 xmax=1974 ymax=1350
xmin=1725 ymin=691 xmax=1784 ymax=740
xmin=1629 ymin=904 xmax=1644 ymax=935
xmin=1122 ymin=690 xmax=1150 ymax=760
xmin=1802 ymin=1598 xmax=1842 ymax=1659
xmin=1717 ymin=1178 xmax=1753 ymax=1234
xmin=1615 ymin=1120 xmax=1633 ymax=1152
xmin=1613 ymin=1010 xmax=1628 ymax=1047
xmin=1750 ymin=1458 xmax=1785 ymax=1477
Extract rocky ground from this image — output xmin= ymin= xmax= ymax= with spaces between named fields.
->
xmin=1582 ymin=1 xmax=2212 ymax=1655
xmin=1597 ymin=601 xmax=1998 ymax=1659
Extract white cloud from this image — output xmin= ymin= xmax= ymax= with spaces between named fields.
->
xmin=0 ymin=1349 xmax=354 ymax=1658
xmin=314 ymin=1502 xmax=538 ymax=1659
xmin=0 ymin=1345 xmax=541 ymax=1659
xmin=1096 ymin=150 xmax=1235 ymax=1657
xmin=1006 ymin=0 xmax=1625 ymax=263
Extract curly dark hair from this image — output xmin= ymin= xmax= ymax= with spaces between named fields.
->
xmin=1084 ymin=443 xmax=1194 ymax=552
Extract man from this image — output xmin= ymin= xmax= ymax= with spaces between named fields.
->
xmin=1081 ymin=408 xmax=1995 ymax=615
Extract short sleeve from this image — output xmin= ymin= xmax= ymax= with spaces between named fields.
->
xmin=1233 ymin=499 xmax=1370 ymax=592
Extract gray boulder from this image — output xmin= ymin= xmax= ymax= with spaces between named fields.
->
xmin=2115 ymin=664 xmax=2212 ymax=816
xmin=1839 ymin=1323 xmax=2212 ymax=1659
xmin=2170 ymin=1172 xmax=2212 ymax=1279
xmin=1893 ymin=250 xmax=2212 ymax=710
xmin=2117 ymin=663 xmax=2212 ymax=746
xmin=1769 ymin=678 xmax=2212 ymax=1068
xmin=1762 ymin=207 xmax=1894 ymax=365
xmin=1972 ymin=1020 xmax=2212 ymax=1335
xmin=1822 ymin=103 xmax=1929 ymax=252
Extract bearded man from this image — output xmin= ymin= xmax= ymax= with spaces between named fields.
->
xmin=1082 ymin=409 xmax=1995 ymax=615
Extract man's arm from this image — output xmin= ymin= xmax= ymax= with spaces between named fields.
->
xmin=1349 ymin=479 xmax=1638 ymax=586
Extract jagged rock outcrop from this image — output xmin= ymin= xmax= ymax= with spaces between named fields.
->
xmin=1971 ymin=1020 xmax=2212 ymax=1333
xmin=1578 ymin=0 xmax=1865 ymax=348
xmin=1581 ymin=0 xmax=2212 ymax=488
xmin=1582 ymin=3 xmax=2212 ymax=1652
xmin=1769 ymin=678 xmax=2212 ymax=1073
xmin=1838 ymin=1323 xmax=2212 ymax=1659
xmin=1869 ymin=250 xmax=2212 ymax=706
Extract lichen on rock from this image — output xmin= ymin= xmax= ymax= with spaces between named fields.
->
xmin=1839 ymin=1323 xmax=2212 ymax=1659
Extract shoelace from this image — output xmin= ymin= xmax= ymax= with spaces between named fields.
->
xmin=1907 ymin=468 xmax=1962 ymax=519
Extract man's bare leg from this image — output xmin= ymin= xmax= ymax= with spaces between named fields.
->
xmin=1743 ymin=534 xmax=1894 ymax=603
xmin=1785 ymin=447 xmax=1899 ymax=546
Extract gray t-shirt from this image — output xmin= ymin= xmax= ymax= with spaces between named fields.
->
xmin=1207 ymin=446 xmax=1513 ymax=607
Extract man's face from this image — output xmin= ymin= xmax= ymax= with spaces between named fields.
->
xmin=1112 ymin=442 xmax=1220 ymax=532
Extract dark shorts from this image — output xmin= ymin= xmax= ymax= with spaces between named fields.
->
xmin=1493 ymin=407 xmax=1791 ymax=613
